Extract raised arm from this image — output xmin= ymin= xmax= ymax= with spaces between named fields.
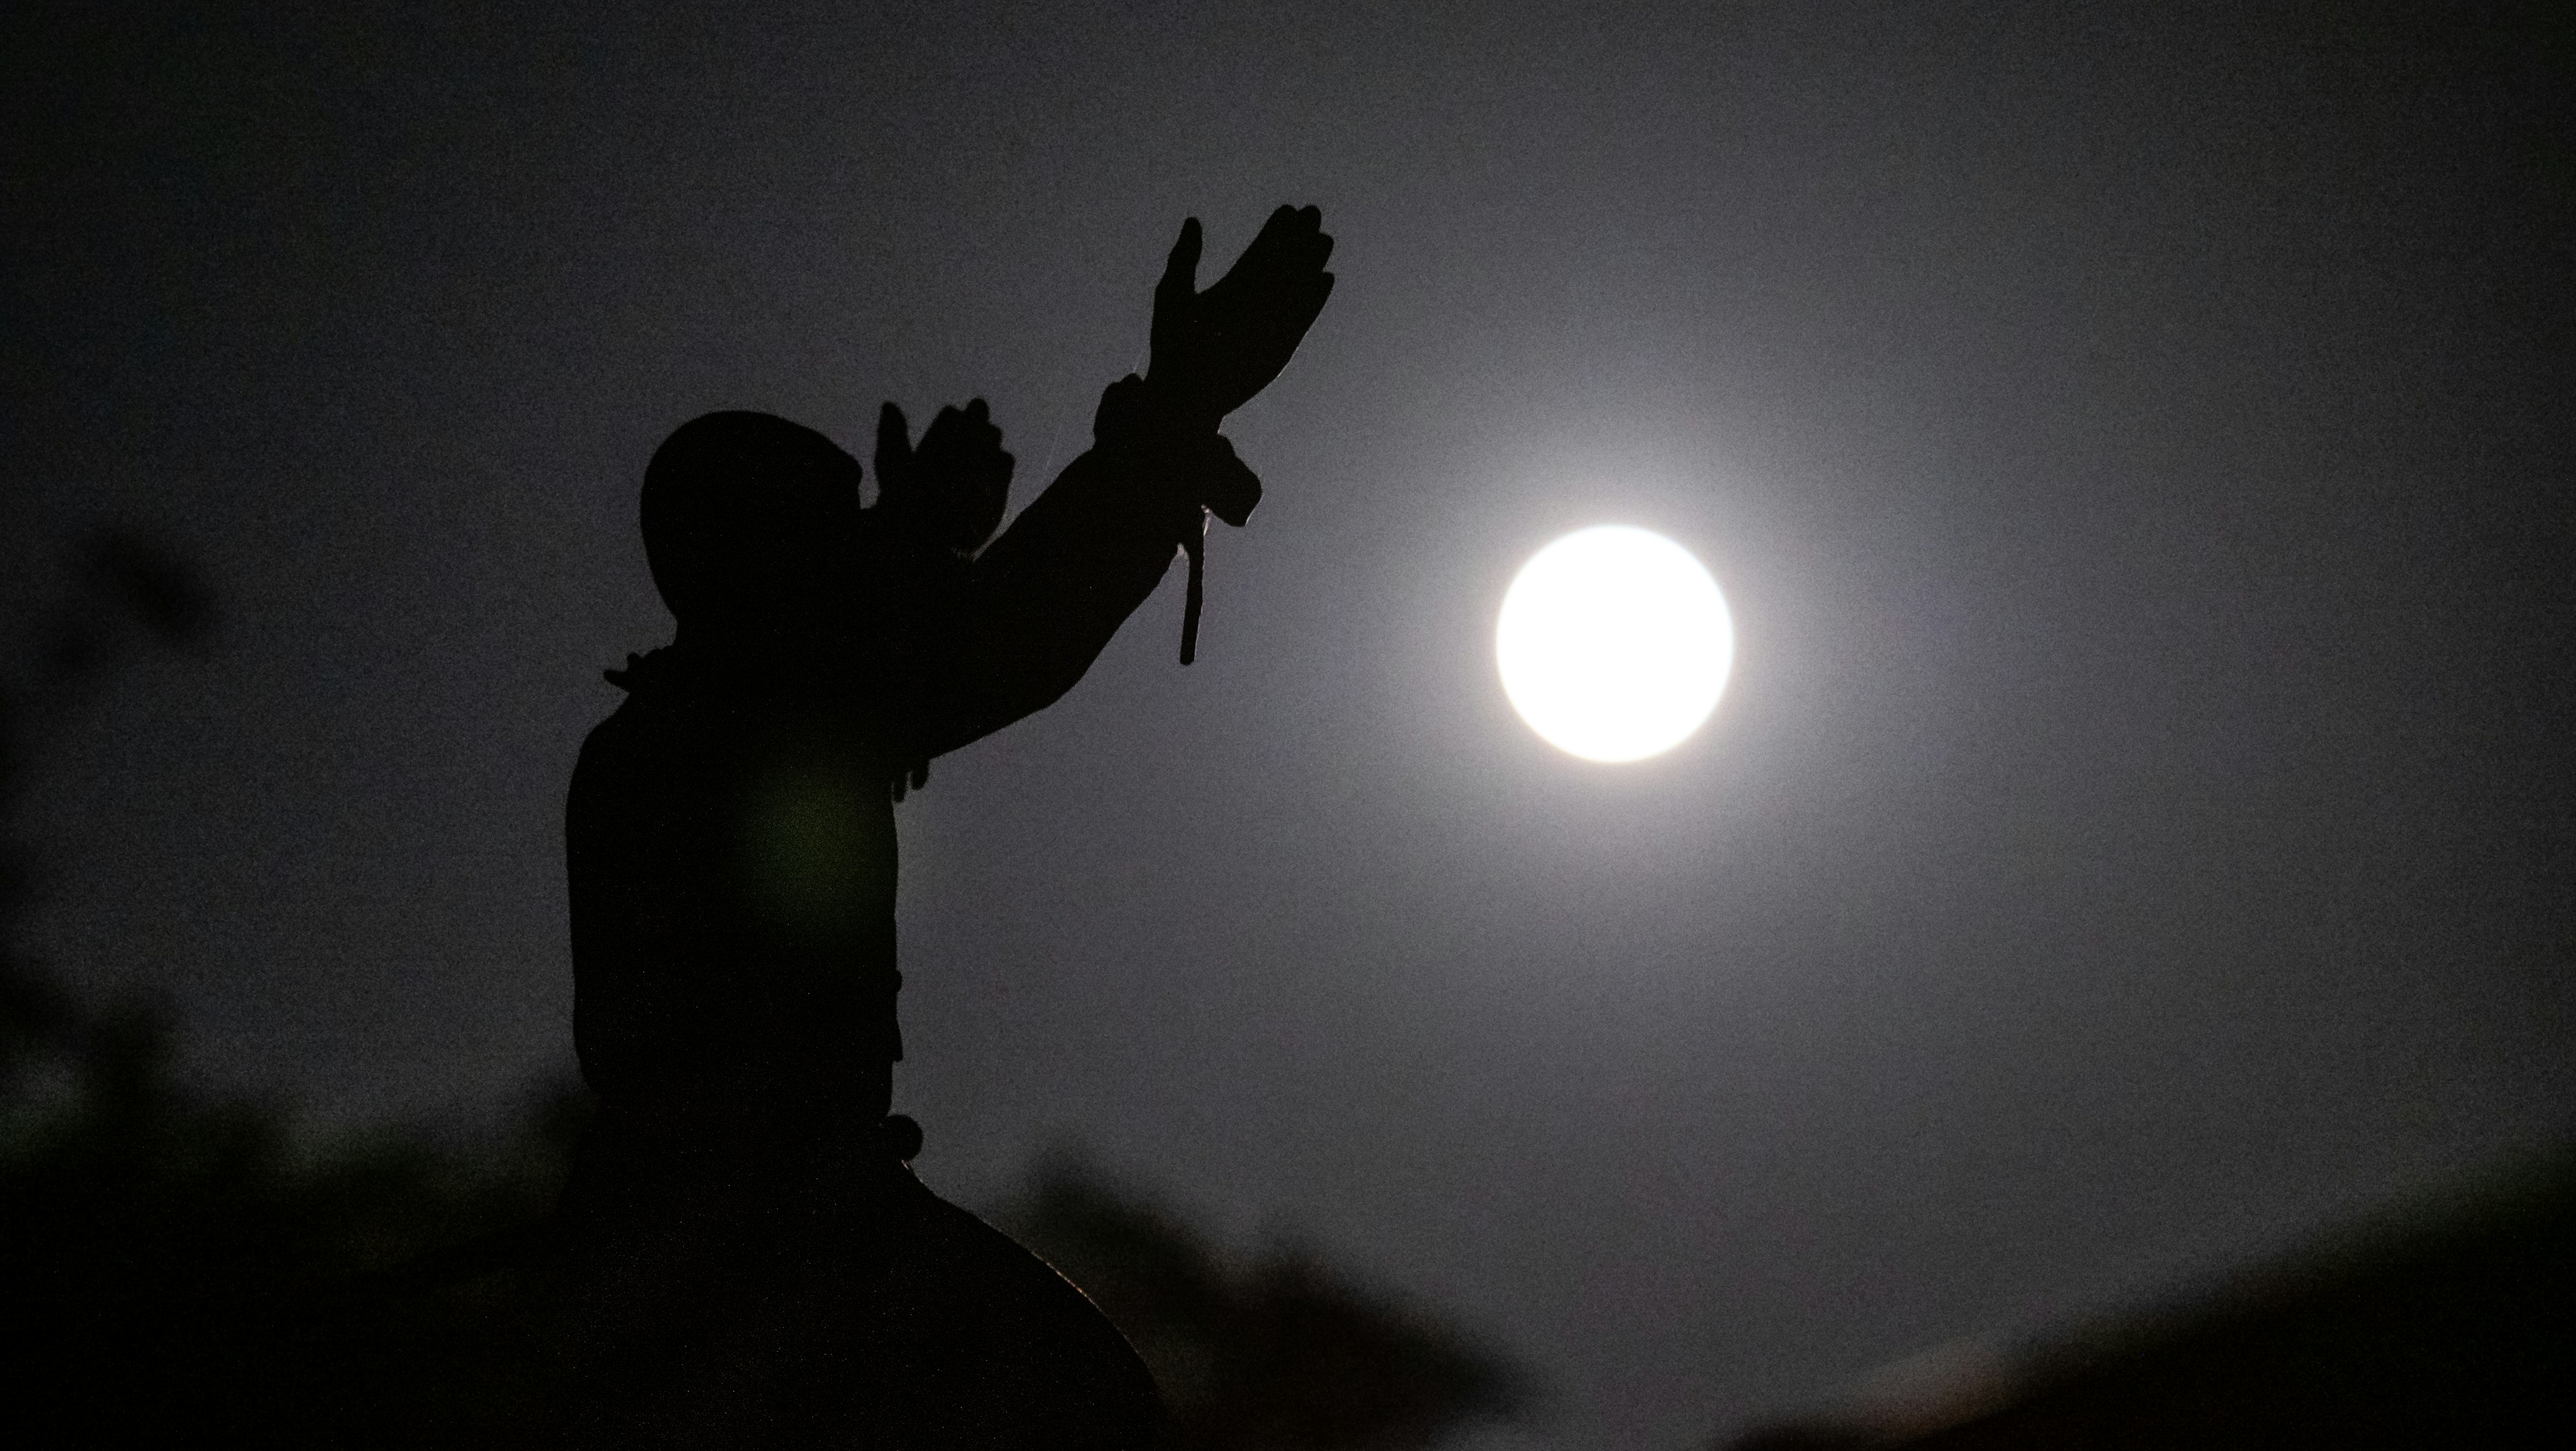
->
xmin=885 ymin=207 xmax=1336 ymax=760
xmin=887 ymin=384 xmax=1232 ymax=757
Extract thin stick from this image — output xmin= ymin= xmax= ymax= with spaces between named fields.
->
xmin=1180 ymin=510 xmax=1208 ymax=665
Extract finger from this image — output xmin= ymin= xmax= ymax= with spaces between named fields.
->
xmin=1251 ymin=203 xmax=1297 ymax=249
xmin=1270 ymin=204 xmax=1323 ymax=258
xmin=964 ymin=397 xmax=989 ymax=424
xmin=1253 ymin=272 xmax=1335 ymax=382
xmin=1236 ymin=204 xmax=1303 ymax=278
xmin=1158 ymin=217 xmax=1203 ymax=307
xmin=1260 ymin=207 xmax=1328 ymax=273
xmin=1230 ymin=207 xmax=1326 ymax=302
xmin=873 ymin=402 xmax=912 ymax=492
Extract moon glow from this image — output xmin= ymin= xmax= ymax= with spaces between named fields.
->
xmin=1496 ymin=526 xmax=1734 ymax=763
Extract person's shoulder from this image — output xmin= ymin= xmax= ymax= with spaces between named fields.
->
xmin=568 ymin=667 xmax=708 ymax=841
xmin=574 ymin=649 xmax=697 ymax=772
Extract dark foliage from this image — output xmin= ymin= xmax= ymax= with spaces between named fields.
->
xmin=2 ymin=526 xmax=214 ymax=1084
xmin=0 ymin=1022 xmax=584 ymax=1448
xmin=0 ymin=531 xmax=570 ymax=1445
xmin=1010 ymin=1165 xmax=1532 ymax=1450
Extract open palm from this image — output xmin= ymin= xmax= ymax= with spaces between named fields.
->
xmin=873 ymin=398 xmax=1014 ymax=555
xmin=1148 ymin=205 xmax=1335 ymax=429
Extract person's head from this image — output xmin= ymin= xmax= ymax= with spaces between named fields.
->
xmin=641 ymin=411 xmax=863 ymax=642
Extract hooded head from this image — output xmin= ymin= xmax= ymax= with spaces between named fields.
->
xmin=642 ymin=411 xmax=865 ymax=639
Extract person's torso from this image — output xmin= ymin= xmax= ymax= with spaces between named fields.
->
xmin=566 ymin=654 xmax=904 ymax=1118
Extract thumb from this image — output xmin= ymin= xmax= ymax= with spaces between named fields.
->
xmin=873 ymin=402 xmax=912 ymax=498
xmin=1157 ymin=217 xmax=1203 ymax=313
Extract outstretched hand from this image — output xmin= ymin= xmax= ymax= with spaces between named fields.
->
xmin=873 ymin=399 xmax=1014 ymax=555
xmin=1147 ymin=205 xmax=1335 ymax=429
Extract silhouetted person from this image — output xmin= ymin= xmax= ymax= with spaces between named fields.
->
xmin=561 ymin=207 xmax=1334 ymax=1448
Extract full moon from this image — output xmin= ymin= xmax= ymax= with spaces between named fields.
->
xmin=1496 ymin=525 xmax=1734 ymax=763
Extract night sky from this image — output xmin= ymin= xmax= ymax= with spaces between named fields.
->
xmin=8 ymin=4 xmax=2571 ymax=1446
